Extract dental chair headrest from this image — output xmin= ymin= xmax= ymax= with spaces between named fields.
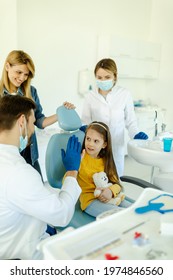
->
xmin=56 ymin=106 xmax=82 ymax=131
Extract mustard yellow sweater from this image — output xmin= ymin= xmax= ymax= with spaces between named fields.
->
xmin=77 ymin=153 xmax=121 ymax=210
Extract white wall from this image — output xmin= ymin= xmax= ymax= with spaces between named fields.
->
xmin=16 ymin=0 xmax=152 ymax=115
xmin=0 ymin=0 xmax=173 ymax=131
xmin=0 ymin=0 xmax=17 ymax=61
xmin=147 ymin=0 xmax=173 ymax=130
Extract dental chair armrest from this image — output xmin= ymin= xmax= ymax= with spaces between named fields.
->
xmin=120 ymin=175 xmax=161 ymax=190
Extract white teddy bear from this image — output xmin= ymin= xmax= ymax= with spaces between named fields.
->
xmin=93 ymin=171 xmax=125 ymax=206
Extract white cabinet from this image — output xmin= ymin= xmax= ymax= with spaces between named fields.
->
xmin=137 ymin=41 xmax=161 ymax=61
xmin=136 ymin=60 xmax=160 ymax=79
xmin=110 ymin=37 xmax=136 ymax=58
xmin=98 ymin=36 xmax=161 ymax=79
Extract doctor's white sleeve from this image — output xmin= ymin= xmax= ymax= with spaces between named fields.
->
xmin=124 ymin=94 xmax=139 ymax=138
xmin=7 ymin=166 xmax=81 ymax=227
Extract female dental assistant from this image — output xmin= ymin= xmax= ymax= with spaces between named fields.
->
xmin=81 ymin=58 xmax=148 ymax=177
xmin=0 ymin=50 xmax=75 ymax=177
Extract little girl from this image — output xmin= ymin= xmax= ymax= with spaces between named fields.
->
xmin=77 ymin=121 xmax=132 ymax=217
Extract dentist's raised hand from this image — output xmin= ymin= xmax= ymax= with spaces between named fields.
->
xmin=61 ymin=135 xmax=81 ymax=171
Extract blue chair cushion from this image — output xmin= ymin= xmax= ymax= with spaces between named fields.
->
xmin=46 ymin=107 xmax=96 ymax=228
xmin=56 ymin=106 xmax=82 ymax=131
xmin=46 ymin=130 xmax=85 ymax=188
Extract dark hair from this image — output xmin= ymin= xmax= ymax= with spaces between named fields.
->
xmin=82 ymin=121 xmax=120 ymax=184
xmin=0 ymin=95 xmax=36 ymax=132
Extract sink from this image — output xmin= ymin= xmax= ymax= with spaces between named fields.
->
xmin=127 ymin=139 xmax=173 ymax=173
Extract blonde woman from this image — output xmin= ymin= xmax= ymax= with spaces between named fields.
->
xmin=0 ymin=50 xmax=74 ymax=177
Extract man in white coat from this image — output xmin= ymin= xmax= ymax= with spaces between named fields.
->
xmin=0 ymin=95 xmax=81 ymax=260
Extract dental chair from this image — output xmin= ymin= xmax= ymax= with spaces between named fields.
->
xmin=46 ymin=106 xmax=95 ymax=230
xmin=45 ymin=106 xmax=161 ymax=230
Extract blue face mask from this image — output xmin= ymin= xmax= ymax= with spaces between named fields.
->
xmin=96 ymin=79 xmax=114 ymax=91
xmin=19 ymin=135 xmax=28 ymax=152
xmin=19 ymin=118 xmax=28 ymax=152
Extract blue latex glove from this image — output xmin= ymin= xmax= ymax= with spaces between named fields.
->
xmin=61 ymin=135 xmax=81 ymax=171
xmin=79 ymin=125 xmax=87 ymax=133
xmin=134 ymin=131 xmax=148 ymax=140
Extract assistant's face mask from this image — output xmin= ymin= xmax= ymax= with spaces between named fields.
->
xmin=96 ymin=79 xmax=114 ymax=91
xmin=19 ymin=118 xmax=28 ymax=152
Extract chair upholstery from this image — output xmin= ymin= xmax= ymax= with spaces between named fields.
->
xmin=45 ymin=106 xmax=96 ymax=228
xmin=46 ymin=130 xmax=84 ymax=188
xmin=56 ymin=105 xmax=82 ymax=131
xmin=46 ymin=106 xmax=85 ymax=188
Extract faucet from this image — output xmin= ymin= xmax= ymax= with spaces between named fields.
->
xmin=161 ymin=123 xmax=166 ymax=132
xmin=151 ymin=110 xmax=158 ymax=183
xmin=151 ymin=111 xmax=166 ymax=183
xmin=154 ymin=110 xmax=158 ymax=137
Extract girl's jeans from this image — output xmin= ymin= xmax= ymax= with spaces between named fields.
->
xmin=85 ymin=198 xmax=132 ymax=218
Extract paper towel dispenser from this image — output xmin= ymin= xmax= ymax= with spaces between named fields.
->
xmin=78 ymin=69 xmax=95 ymax=96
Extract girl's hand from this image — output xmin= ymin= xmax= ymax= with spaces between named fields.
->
xmin=63 ymin=101 xmax=76 ymax=109
xmin=98 ymin=188 xmax=113 ymax=203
